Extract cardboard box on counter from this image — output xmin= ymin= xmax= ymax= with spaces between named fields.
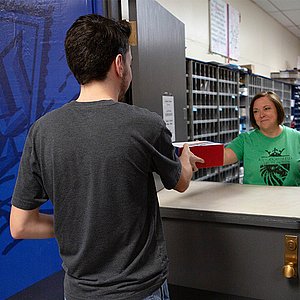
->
xmin=173 ymin=141 xmax=224 ymax=168
xmin=240 ymin=64 xmax=255 ymax=74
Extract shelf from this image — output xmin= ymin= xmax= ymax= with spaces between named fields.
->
xmin=192 ymin=74 xmax=217 ymax=81
xmin=194 ymin=133 xmax=218 ymax=139
xmin=219 ymin=129 xmax=239 ymax=135
xmin=223 ymin=174 xmax=240 ymax=183
xmin=194 ymin=172 xmax=219 ymax=182
xmin=219 ymin=105 xmax=239 ymax=108
xmin=219 ymin=92 xmax=239 ymax=96
xmin=192 ymin=90 xmax=218 ymax=95
xmin=190 ymin=119 xmax=218 ymax=124
xmin=192 ymin=105 xmax=218 ymax=109
xmin=220 ymin=163 xmax=240 ymax=172
xmin=219 ymin=118 xmax=239 ymax=122
xmin=186 ymin=58 xmax=242 ymax=183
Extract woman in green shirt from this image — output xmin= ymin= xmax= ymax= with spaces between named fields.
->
xmin=224 ymin=91 xmax=300 ymax=186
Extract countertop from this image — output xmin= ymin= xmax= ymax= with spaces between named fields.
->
xmin=158 ymin=181 xmax=300 ymax=228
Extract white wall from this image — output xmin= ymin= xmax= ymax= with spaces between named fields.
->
xmin=156 ymin=0 xmax=300 ymax=77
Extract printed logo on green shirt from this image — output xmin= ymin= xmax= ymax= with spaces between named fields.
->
xmin=259 ymin=148 xmax=290 ymax=186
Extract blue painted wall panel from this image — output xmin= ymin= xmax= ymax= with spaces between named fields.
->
xmin=0 ymin=1 xmax=103 ymax=298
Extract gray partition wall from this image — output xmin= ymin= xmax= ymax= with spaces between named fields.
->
xmin=128 ymin=0 xmax=187 ymax=142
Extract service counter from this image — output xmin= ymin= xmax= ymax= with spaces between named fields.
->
xmin=158 ymin=181 xmax=300 ymax=300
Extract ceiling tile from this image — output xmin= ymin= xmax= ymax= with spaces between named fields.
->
xmin=253 ymin=0 xmax=300 ymax=40
xmin=287 ymin=26 xmax=300 ymax=37
xmin=283 ymin=10 xmax=300 ymax=26
xmin=269 ymin=11 xmax=295 ymax=27
xmin=269 ymin=0 xmax=300 ymax=11
xmin=252 ymin=0 xmax=278 ymax=13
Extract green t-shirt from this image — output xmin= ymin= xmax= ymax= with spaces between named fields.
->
xmin=226 ymin=126 xmax=300 ymax=186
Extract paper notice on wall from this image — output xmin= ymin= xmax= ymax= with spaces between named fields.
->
xmin=209 ymin=0 xmax=240 ymax=60
xmin=228 ymin=4 xmax=240 ymax=60
xmin=209 ymin=0 xmax=228 ymax=57
xmin=162 ymin=95 xmax=176 ymax=141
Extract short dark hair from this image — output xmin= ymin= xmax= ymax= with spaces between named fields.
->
xmin=249 ymin=91 xmax=285 ymax=129
xmin=65 ymin=14 xmax=131 ymax=85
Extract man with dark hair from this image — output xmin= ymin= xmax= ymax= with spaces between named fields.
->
xmin=10 ymin=14 xmax=203 ymax=300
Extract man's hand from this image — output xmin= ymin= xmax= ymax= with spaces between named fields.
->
xmin=174 ymin=143 xmax=205 ymax=192
xmin=181 ymin=143 xmax=205 ymax=173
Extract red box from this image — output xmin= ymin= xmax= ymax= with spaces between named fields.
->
xmin=173 ymin=141 xmax=224 ymax=168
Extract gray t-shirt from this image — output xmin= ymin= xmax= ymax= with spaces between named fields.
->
xmin=12 ymin=100 xmax=181 ymax=300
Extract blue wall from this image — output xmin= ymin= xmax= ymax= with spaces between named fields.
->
xmin=0 ymin=1 xmax=103 ymax=298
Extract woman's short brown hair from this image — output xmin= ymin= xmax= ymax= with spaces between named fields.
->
xmin=249 ymin=91 xmax=285 ymax=129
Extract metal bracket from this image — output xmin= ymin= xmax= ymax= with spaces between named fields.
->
xmin=282 ymin=235 xmax=298 ymax=279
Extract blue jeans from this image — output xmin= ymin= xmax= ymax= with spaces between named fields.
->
xmin=143 ymin=280 xmax=170 ymax=300
xmin=65 ymin=280 xmax=170 ymax=300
